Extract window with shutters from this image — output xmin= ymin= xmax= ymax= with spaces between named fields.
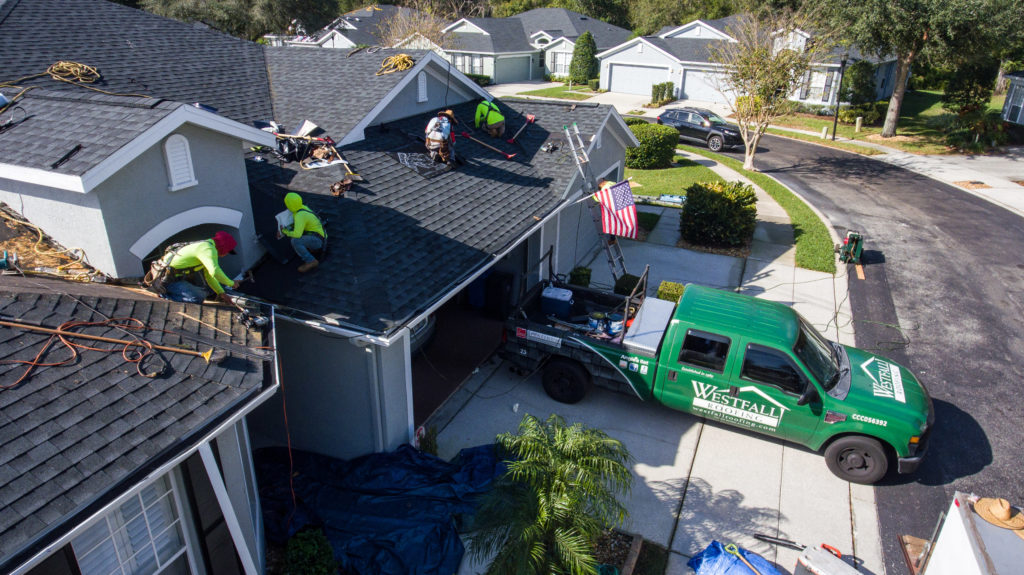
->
xmin=821 ymin=71 xmax=835 ymax=102
xmin=417 ymin=72 xmax=428 ymax=102
xmin=72 ymin=473 xmax=196 ymax=575
xmin=164 ymin=134 xmax=198 ymax=192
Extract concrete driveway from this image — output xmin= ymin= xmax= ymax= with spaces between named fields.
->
xmin=486 ymin=81 xmax=733 ymax=118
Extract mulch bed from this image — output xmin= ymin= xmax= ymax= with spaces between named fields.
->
xmin=593 ymin=529 xmax=635 ymax=569
xmin=676 ymin=237 xmax=751 ymax=259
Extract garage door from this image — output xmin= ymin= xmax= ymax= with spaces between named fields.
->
xmin=609 ymin=64 xmax=669 ymax=96
xmin=495 ymin=55 xmax=532 ymax=84
xmin=682 ymin=69 xmax=730 ymax=103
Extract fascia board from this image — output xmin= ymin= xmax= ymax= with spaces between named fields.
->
xmin=543 ymin=37 xmax=575 ymax=51
xmin=443 ymin=19 xmax=489 ymax=35
xmin=0 ymin=163 xmax=85 ymax=193
xmin=339 ymin=51 xmax=491 ymax=146
xmin=597 ymin=37 xmax=678 ymax=62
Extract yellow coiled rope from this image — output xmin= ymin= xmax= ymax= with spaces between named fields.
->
xmin=376 ymin=54 xmax=415 ymax=76
xmin=1 ymin=61 xmax=150 ymax=114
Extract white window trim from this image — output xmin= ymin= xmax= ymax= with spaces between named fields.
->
xmin=164 ymin=134 xmax=198 ymax=192
xmin=417 ymin=72 xmax=428 ymax=102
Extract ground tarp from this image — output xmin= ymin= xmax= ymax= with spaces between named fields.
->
xmin=255 ymin=444 xmax=502 ymax=575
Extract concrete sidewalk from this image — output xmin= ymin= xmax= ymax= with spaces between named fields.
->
xmin=429 ymin=153 xmax=882 ymax=573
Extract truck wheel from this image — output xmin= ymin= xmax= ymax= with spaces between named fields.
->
xmin=824 ymin=436 xmax=889 ymax=484
xmin=542 ymin=359 xmax=590 ymax=404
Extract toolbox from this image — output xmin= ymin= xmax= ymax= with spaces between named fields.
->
xmin=794 ymin=545 xmax=860 ymax=575
xmin=541 ymin=286 xmax=574 ymax=319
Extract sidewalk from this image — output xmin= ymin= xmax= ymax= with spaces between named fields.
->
xmin=430 ymin=153 xmax=881 ymax=573
xmin=770 ymin=126 xmax=1024 ymax=218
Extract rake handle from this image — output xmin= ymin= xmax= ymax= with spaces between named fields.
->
xmin=0 ymin=319 xmax=215 ymax=362
xmin=460 ymin=132 xmax=516 ymax=159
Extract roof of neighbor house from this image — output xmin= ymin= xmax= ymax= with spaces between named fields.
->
xmin=645 ymin=37 xmax=723 ymax=63
xmin=0 ymin=277 xmax=273 ymax=574
xmin=244 ymin=91 xmax=621 ymax=334
xmin=0 ymin=90 xmax=182 ymax=176
xmin=448 ymin=8 xmax=631 ymax=54
xmin=0 ymin=0 xmax=273 ymax=127
xmin=296 ymin=4 xmax=420 ymax=47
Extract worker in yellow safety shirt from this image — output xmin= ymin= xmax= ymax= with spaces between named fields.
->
xmin=276 ymin=192 xmax=326 ymax=273
xmin=162 ymin=231 xmax=240 ymax=304
xmin=475 ymin=100 xmax=505 ymax=138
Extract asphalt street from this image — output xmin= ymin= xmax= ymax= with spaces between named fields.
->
xmin=723 ymin=135 xmax=1024 ymax=575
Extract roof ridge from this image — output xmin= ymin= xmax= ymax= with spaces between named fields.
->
xmin=23 ymin=88 xmax=170 ymax=109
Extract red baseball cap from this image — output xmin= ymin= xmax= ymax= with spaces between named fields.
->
xmin=213 ymin=231 xmax=237 ymax=256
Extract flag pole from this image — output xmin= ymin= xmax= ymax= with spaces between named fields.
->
xmin=570 ymin=177 xmax=633 ymax=205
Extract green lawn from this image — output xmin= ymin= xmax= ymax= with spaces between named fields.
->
xmin=680 ymin=145 xmax=836 ymax=273
xmin=771 ymin=90 xmax=1007 ymax=155
xmin=625 ymin=156 xmax=724 ymax=198
xmin=637 ymin=211 xmax=661 ymax=234
xmin=518 ymin=83 xmax=595 ymax=100
xmin=765 ymin=127 xmax=885 ymax=155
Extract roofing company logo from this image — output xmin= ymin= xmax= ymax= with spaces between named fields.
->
xmin=860 ymin=357 xmax=906 ymax=403
xmin=690 ymin=381 xmax=788 ymax=431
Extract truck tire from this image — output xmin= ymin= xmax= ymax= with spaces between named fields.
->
xmin=824 ymin=436 xmax=889 ymax=484
xmin=542 ymin=359 xmax=590 ymax=404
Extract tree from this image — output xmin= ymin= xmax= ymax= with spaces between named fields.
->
xmin=819 ymin=0 xmax=1006 ymax=138
xmin=140 ymin=0 xmax=338 ymax=40
xmin=628 ymin=0 xmax=733 ymax=37
xmin=467 ymin=414 xmax=633 ymax=575
xmin=376 ymin=0 xmax=459 ymax=50
xmin=569 ymin=31 xmax=598 ymax=84
xmin=838 ymin=59 xmax=877 ymax=106
xmin=709 ymin=10 xmax=831 ymax=170
xmin=942 ymin=57 xmax=999 ymax=116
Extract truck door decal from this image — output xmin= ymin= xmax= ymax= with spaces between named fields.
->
xmin=859 ymin=357 xmax=906 ymax=403
xmin=690 ymin=381 xmax=789 ymax=431
xmin=568 ymin=337 xmax=645 ymax=400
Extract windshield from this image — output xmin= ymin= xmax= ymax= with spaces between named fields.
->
xmin=707 ymin=113 xmax=729 ymax=125
xmin=793 ymin=317 xmax=840 ymax=390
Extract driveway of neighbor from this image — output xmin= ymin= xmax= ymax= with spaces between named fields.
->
xmin=486 ymin=81 xmax=733 ymax=118
xmin=427 ymin=152 xmax=884 ymax=574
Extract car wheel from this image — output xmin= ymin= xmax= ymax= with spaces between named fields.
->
xmin=542 ymin=358 xmax=590 ymax=404
xmin=707 ymin=135 xmax=724 ymax=152
xmin=824 ymin=436 xmax=889 ymax=484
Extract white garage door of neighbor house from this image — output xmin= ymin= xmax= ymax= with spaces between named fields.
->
xmin=609 ymin=64 xmax=669 ymax=95
xmin=682 ymin=70 xmax=728 ymax=103
xmin=496 ymin=56 xmax=533 ymax=83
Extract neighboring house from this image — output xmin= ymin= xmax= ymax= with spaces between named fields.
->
xmin=2 ymin=0 xmax=637 ymax=524
xmin=443 ymin=8 xmax=632 ymax=83
xmin=1002 ymin=71 xmax=1024 ymax=126
xmin=0 ymin=278 xmax=278 ymax=575
xmin=263 ymin=4 xmax=419 ymax=49
xmin=597 ymin=15 xmax=897 ymax=106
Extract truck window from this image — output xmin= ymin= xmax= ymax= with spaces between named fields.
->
xmin=740 ymin=344 xmax=807 ymax=394
xmin=678 ymin=330 xmax=730 ymax=372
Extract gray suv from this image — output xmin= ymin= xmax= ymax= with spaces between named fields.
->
xmin=656 ymin=107 xmax=742 ymax=152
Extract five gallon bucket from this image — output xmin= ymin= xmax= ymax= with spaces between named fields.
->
xmin=606 ymin=313 xmax=624 ymax=336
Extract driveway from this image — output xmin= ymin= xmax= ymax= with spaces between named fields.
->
xmin=486 ymin=82 xmax=733 ymax=118
xmin=724 ymin=135 xmax=1024 ymax=574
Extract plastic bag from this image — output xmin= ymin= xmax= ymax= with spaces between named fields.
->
xmin=687 ymin=540 xmax=782 ymax=575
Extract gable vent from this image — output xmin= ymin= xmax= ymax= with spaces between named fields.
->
xmin=417 ymin=72 xmax=428 ymax=102
xmin=164 ymin=134 xmax=198 ymax=191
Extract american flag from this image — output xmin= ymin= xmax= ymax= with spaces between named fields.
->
xmin=594 ymin=180 xmax=637 ymax=239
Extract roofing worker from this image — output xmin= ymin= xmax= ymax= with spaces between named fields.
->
xmin=161 ymin=231 xmax=239 ymax=304
xmin=425 ymin=109 xmax=457 ymax=163
xmin=475 ymin=99 xmax=505 ymax=138
xmin=276 ymin=192 xmax=326 ymax=273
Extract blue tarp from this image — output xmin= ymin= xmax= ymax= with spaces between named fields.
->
xmin=255 ymin=444 xmax=503 ymax=575
xmin=687 ymin=540 xmax=783 ymax=575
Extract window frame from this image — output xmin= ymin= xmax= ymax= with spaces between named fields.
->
xmin=677 ymin=329 xmax=731 ymax=373
xmin=739 ymin=343 xmax=809 ymax=395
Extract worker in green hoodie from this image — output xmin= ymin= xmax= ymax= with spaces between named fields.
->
xmin=276 ymin=192 xmax=326 ymax=273
xmin=160 ymin=231 xmax=239 ymax=304
xmin=475 ymin=99 xmax=505 ymax=138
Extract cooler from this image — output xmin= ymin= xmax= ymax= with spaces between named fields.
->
xmin=541 ymin=286 xmax=573 ymax=319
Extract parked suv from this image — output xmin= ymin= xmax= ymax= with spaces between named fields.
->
xmin=657 ymin=107 xmax=742 ymax=152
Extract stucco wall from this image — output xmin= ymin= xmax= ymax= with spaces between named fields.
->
xmin=372 ymin=67 xmax=478 ymax=125
xmin=94 ymin=124 xmax=260 ymax=278
xmin=376 ymin=334 xmax=413 ymax=450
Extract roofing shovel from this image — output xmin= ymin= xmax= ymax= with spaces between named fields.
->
xmin=459 ymin=131 xmax=517 ymax=160
xmin=507 ymin=113 xmax=536 ymax=144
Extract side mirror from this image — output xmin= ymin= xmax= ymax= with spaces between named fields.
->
xmin=797 ymin=385 xmax=819 ymax=406
xmin=702 ymin=121 xmax=710 ymax=127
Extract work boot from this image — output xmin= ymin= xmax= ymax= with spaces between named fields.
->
xmin=297 ymin=259 xmax=319 ymax=273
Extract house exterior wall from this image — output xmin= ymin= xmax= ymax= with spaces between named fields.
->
xmin=375 ymin=333 xmax=414 ymax=451
xmin=1003 ymin=76 xmax=1024 ymax=125
xmin=545 ymin=41 xmax=575 ymax=78
xmin=373 ymin=68 xmax=479 ymax=125
xmin=599 ymin=44 xmax=675 ymax=93
xmin=93 ymin=124 xmax=260 ymax=278
xmin=874 ymin=61 xmax=898 ymax=100
xmin=450 ymin=52 xmax=495 ymax=80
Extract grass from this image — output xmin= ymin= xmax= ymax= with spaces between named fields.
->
xmin=518 ymin=83 xmax=595 ymax=100
xmin=680 ymin=145 xmax=837 ymax=273
xmin=770 ymin=90 xmax=1010 ymax=155
xmin=764 ymin=127 xmax=884 ymax=155
xmin=636 ymin=211 xmax=661 ymax=234
xmin=625 ymin=155 xmax=724 ymax=198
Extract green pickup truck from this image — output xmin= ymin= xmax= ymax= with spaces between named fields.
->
xmin=499 ymin=278 xmax=933 ymax=484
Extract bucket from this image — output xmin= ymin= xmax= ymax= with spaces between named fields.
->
xmin=588 ymin=312 xmax=606 ymax=331
xmin=606 ymin=313 xmax=623 ymax=336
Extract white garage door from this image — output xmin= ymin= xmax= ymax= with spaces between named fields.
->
xmin=682 ymin=69 xmax=729 ymax=103
xmin=609 ymin=64 xmax=669 ymax=96
xmin=495 ymin=55 xmax=533 ymax=84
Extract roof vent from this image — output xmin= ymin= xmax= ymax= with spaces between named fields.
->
xmin=580 ymin=17 xmax=588 ymax=20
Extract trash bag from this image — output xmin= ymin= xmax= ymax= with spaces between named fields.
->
xmin=687 ymin=540 xmax=782 ymax=575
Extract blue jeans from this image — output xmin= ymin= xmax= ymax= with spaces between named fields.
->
xmin=291 ymin=234 xmax=323 ymax=263
xmin=165 ymin=280 xmax=209 ymax=303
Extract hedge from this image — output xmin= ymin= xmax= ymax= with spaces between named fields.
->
xmin=465 ymin=73 xmax=491 ymax=86
xmin=625 ymin=123 xmax=678 ymax=169
xmin=656 ymin=281 xmax=685 ymax=303
xmin=679 ymin=181 xmax=757 ymax=247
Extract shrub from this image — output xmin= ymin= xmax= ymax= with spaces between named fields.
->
xmin=588 ymin=78 xmax=600 ymax=91
xmin=679 ymin=181 xmax=757 ymax=247
xmin=569 ymin=31 xmax=599 ymax=84
xmin=837 ymin=101 xmax=885 ymax=125
xmin=623 ymin=117 xmax=648 ymax=126
xmin=656 ymin=281 xmax=685 ymax=303
xmin=944 ymin=110 xmax=1009 ymax=152
xmin=465 ymin=73 xmax=491 ymax=86
xmin=286 ymin=528 xmax=337 ymax=575
xmin=568 ymin=266 xmax=591 ymax=287
xmin=613 ymin=273 xmax=641 ymax=295
xmin=839 ymin=60 xmax=877 ymax=106
xmin=625 ymin=123 xmax=678 ymax=169
xmin=649 ymin=82 xmax=675 ymax=106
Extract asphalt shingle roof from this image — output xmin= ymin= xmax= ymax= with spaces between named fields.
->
xmin=0 ymin=0 xmax=273 ymax=127
xmin=647 ymin=37 xmax=722 ymax=63
xmin=0 ymin=278 xmax=271 ymax=572
xmin=449 ymin=9 xmax=631 ymax=54
xmin=450 ymin=18 xmax=532 ymax=53
xmin=244 ymin=98 xmax=614 ymax=334
xmin=0 ymin=90 xmax=181 ymax=176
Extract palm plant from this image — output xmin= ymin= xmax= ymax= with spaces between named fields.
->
xmin=467 ymin=414 xmax=633 ymax=575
